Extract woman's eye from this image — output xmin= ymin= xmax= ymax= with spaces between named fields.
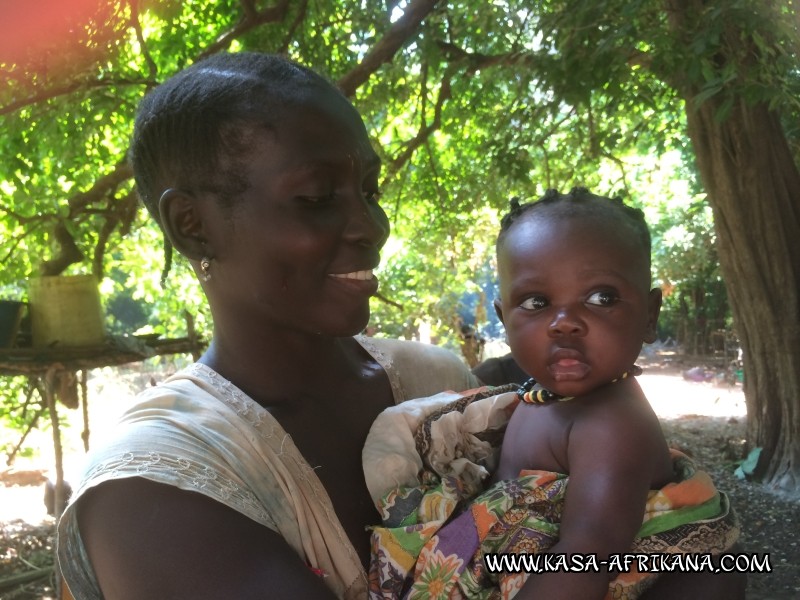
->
xmin=586 ymin=291 xmax=618 ymax=306
xmin=364 ymin=189 xmax=383 ymax=204
xmin=520 ymin=296 xmax=547 ymax=311
xmin=298 ymin=193 xmax=336 ymax=204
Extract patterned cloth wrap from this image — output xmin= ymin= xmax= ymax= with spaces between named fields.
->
xmin=364 ymin=386 xmax=740 ymax=600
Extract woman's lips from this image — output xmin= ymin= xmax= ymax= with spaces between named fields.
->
xmin=328 ymin=269 xmax=379 ymax=294
xmin=548 ymin=358 xmax=591 ymax=381
xmin=329 ymin=269 xmax=374 ymax=281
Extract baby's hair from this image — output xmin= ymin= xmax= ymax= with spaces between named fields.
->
xmin=497 ymin=187 xmax=652 ymax=266
xmin=130 ymin=52 xmax=342 ymax=227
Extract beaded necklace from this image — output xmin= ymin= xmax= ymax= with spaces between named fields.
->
xmin=517 ymin=365 xmax=643 ymax=404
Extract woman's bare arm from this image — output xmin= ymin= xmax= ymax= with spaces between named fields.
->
xmin=77 ymin=477 xmax=337 ymax=599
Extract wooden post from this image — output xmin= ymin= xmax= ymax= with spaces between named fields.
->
xmin=184 ymin=310 xmax=201 ymax=361
xmin=79 ymin=369 xmax=90 ymax=451
xmin=43 ymin=366 xmax=66 ymax=600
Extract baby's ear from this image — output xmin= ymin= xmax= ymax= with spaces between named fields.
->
xmin=158 ymin=189 xmax=207 ymax=261
xmin=493 ymin=298 xmax=505 ymax=326
xmin=644 ymin=287 xmax=663 ymax=343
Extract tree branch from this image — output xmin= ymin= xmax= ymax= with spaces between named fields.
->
xmin=436 ymin=41 xmax=534 ymax=74
xmin=374 ymin=291 xmax=404 ymax=310
xmin=91 ymin=191 xmax=139 ymax=280
xmin=383 ymin=68 xmax=452 ymax=182
xmin=0 ymin=77 xmax=158 ymax=116
xmin=66 ymin=160 xmax=133 ymax=216
xmin=40 ymin=220 xmax=84 ymax=276
xmin=129 ymin=0 xmax=158 ymax=81
xmin=0 ymin=204 xmax=54 ymax=224
xmin=196 ymin=0 xmax=293 ymax=60
xmin=376 ymin=39 xmax=557 ymax=191
xmin=337 ymin=0 xmax=442 ymax=97
xmin=278 ymin=0 xmax=310 ymax=54
xmin=93 ymin=215 xmax=118 ymax=281
xmin=1 ymin=226 xmax=45 ymax=266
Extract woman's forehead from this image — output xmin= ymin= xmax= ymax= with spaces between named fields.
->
xmin=266 ymin=99 xmax=377 ymax=164
xmin=216 ymin=110 xmax=378 ymax=188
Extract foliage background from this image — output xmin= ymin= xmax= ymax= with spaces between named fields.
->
xmin=4 ymin=0 xmax=799 ymax=489
xmin=0 ymin=0 xmax=731 ymax=354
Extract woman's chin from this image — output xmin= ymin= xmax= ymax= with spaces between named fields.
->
xmin=322 ymin=312 xmax=372 ymax=338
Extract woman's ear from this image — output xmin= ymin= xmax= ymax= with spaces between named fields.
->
xmin=158 ymin=189 xmax=207 ymax=260
xmin=644 ymin=287 xmax=663 ymax=344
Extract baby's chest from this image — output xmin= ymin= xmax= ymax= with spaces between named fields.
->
xmin=495 ymin=404 xmax=571 ymax=480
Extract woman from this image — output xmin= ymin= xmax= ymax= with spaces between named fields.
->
xmin=57 ymin=52 xmax=478 ymax=599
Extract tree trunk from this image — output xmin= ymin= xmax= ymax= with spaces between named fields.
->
xmin=683 ymin=96 xmax=800 ymax=491
xmin=662 ymin=0 xmax=800 ymax=492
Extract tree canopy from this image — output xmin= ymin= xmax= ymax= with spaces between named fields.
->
xmin=2 ymin=0 xmax=799 ymax=490
xmin=0 ymin=0 xmax=708 ymax=340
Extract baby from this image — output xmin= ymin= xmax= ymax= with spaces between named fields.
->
xmin=491 ymin=188 xmax=672 ymax=598
xmin=366 ymin=188 xmax=741 ymax=600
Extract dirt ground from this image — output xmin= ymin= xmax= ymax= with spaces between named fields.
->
xmin=639 ymin=356 xmax=800 ymax=600
xmin=1 ymin=358 xmax=798 ymax=599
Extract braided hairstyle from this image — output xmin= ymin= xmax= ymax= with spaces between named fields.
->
xmin=130 ymin=52 xmax=343 ymax=227
xmin=497 ymin=187 xmax=652 ymax=271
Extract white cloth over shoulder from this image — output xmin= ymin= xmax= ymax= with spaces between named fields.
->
xmin=57 ymin=336 xmax=478 ymax=600
xmin=363 ymin=389 xmax=518 ymax=504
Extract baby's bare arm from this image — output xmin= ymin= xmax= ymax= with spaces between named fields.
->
xmin=515 ymin=395 xmax=667 ymax=600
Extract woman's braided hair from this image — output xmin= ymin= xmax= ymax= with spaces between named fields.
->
xmin=130 ymin=51 xmax=341 ymax=227
xmin=497 ymin=187 xmax=652 ymax=266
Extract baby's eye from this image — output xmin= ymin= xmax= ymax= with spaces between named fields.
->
xmin=520 ymin=296 xmax=547 ymax=311
xmin=586 ymin=291 xmax=618 ymax=306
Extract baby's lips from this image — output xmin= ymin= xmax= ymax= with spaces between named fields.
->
xmin=548 ymin=358 xmax=590 ymax=381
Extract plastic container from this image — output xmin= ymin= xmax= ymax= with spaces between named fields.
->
xmin=0 ymin=300 xmax=26 ymax=348
xmin=29 ymin=275 xmax=106 ymax=348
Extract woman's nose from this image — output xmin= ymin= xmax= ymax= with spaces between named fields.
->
xmin=344 ymin=194 xmax=390 ymax=247
xmin=548 ymin=307 xmax=586 ymax=336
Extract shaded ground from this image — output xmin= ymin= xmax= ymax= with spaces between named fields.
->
xmin=1 ymin=360 xmax=798 ymax=599
xmin=660 ymin=415 xmax=799 ymax=599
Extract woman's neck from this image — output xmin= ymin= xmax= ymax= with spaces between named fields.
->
xmin=199 ymin=327 xmax=367 ymax=407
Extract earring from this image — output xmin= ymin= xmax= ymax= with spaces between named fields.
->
xmin=199 ymin=257 xmax=212 ymax=282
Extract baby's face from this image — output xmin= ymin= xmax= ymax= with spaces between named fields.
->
xmin=495 ymin=213 xmax=661 ymax=397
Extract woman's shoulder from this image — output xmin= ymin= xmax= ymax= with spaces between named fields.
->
xmin=71 ymin=364 xmax=270 ymax=495
xmin=357 ymin=336 xmax=479 ymax=400
xmin=357 ymin=335 xmax=464 ymax=361
xmin=133 ymin=362 xmax=262 ymax=420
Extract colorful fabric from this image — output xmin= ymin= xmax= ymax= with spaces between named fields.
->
xmin=364 ymin=387 xmax=740 ymax=600
xmin=57 ymin=336 xmax=479 ymax=600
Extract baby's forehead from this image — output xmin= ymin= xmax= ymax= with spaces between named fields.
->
xmin=505 ymin=207 xmax=637 ymax=244
xmin=498 ymin=209 xmax=651 ymax=270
